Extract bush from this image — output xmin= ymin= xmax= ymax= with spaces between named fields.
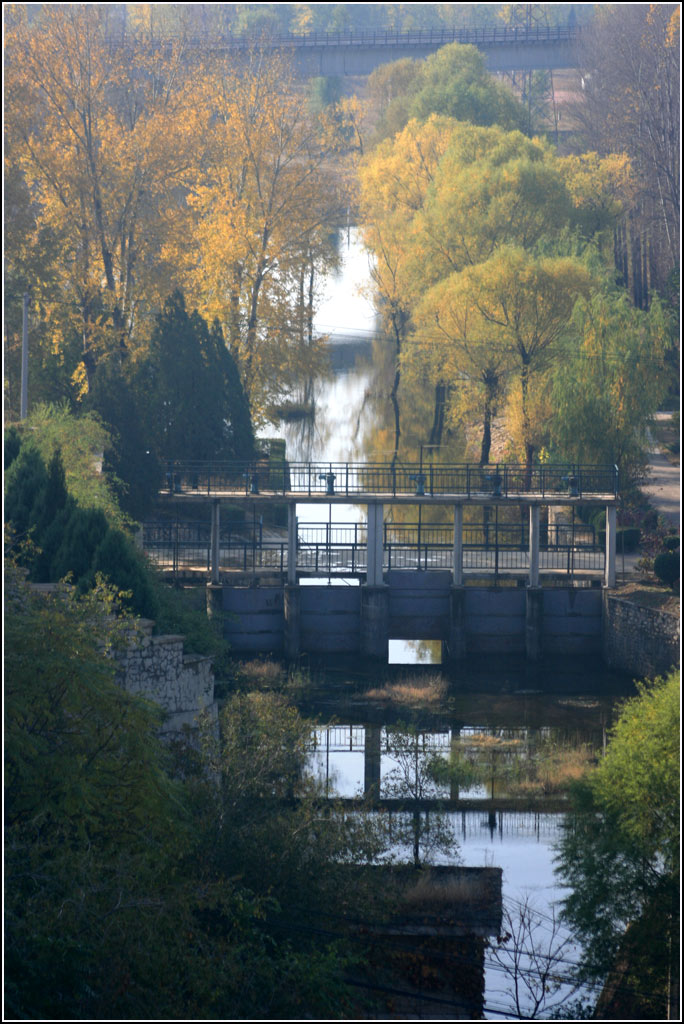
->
xmin=597 ymin=527 xmax=641 ymax=553
xmin=87 ymin=529 xmax=160 ymax=620
xmin=653 ymin=551 xmax=680 ymax=589
xmin=663 ymin=534 xmax=680 ymax=551
xmin=591 ymin=509 xmax=606 ymax=531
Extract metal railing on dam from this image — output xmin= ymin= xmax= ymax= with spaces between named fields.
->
xmin=143 ymin=518 xmax=605 ymax=580
xmin=161 ymin=460 xmax=619 ymax=501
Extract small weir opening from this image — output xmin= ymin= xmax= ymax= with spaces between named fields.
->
xmin=388 ymin=639 xmax=443 ymax=665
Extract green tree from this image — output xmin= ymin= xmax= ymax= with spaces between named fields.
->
xmin=15 ymin=402 xmax=128 ymax=527
xmin=557 ymin=672 xmax=680 ymax=1018
xmin=5 ymin=565 xmax=389 ymax=1019
xmin=202 ymin=692 xmax=388 ymax=929
xmin=551 ymin=287 xmax=669 ymax=488
xmin=84 ymin=356 xmax=163 ymax=521
xmin=138 ymin=290 xmax=253 ymax=462
xmin=435 ymin=247 xmax=591 ymax=472
xmin=371 ymin=43 xmax=528 ymax=141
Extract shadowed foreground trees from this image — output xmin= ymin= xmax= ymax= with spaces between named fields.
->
xmin=4 ymin=568 xmax=390 ymax=1019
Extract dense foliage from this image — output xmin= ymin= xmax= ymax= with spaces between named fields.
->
xmin=4 ymin=565 xmax=390 ymax=1019
xmin=5 ymin=420 xmax=158 ymax=619
xmin=557 ymin=672 xmax=680 ymax=1018
xmin=360 ymin=96 xmax=671 ymax=479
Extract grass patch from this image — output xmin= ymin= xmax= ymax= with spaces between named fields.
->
xmin=226 ymin=658 xmax=317 ymax=700
xmin=614 ymin=580 xmax=680 ymax=616
xmin=364 ymin=673 xmax=447 ymax=707
xmin=402 ymin=874 xmax=477 ymax=911
xmin=506 ymin=743 xmax=596 ymax=798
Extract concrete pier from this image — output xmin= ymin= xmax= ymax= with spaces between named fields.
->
xmin=605 ymin=506 xmax=617 ymax=588
xmin=446 ymin=586 xmax=467 ymax=662
xmin=526 ymin=587 xmax=543 ymax=661
xmin=364 ymin=725 xmax=382 ymax=801
xmin=360 ymin=584 xmax=390 ymax=659
xmin=284 ymin=584 xmax=301 ymax=659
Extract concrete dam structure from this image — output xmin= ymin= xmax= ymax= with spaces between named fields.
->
xmin=157 ymin=457 xmax=621 ymax=664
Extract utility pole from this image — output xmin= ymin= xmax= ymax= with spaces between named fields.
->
xmin=20 ymin=291 xmax=30 ymax=420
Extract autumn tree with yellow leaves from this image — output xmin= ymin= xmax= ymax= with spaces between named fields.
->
xmin=172 ymin=48 xmax=350 ymax=420
xmin=5 ymin=5 xmax=197 ymax=396
xmin=5 ymin=7 xmax=355 ymax=428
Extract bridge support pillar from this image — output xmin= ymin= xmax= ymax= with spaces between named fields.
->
xmin=604 ymin=506 xmax=617 ymax=588
xmin=449 ymin=726 xmax=462 ymax=801
xmin=526 ymin=587 xmax=543 ymax=661
xmin=206 ymin=582 xmax=223 ymax=626
xmin=360 ymin=585 xmax=389 ymax=659
xmin=528 ymin=505 xmax=540 ymax=587
xmin=452 ymin=505 xmax=463 ymax=586
xmin=364 ymin=725 xmax=382 ymax=802
xmin=284 ymin=584 xmax=301 ymax=660
xmin=366 ymin=502 xmax=384 ymax=586
xmin=210 ymin=499 xmax=220 ymax=584
xmin=445 ymin=586 xmax=467 ymax=663
xmin=287 ymin=503 xmax=297 ymax=586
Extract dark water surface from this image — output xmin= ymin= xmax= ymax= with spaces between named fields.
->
xmin=297 ymin=656 xmax=635 ymax=1018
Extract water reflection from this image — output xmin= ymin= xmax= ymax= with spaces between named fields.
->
xmin=389 ymin=639 xmax=443 ymax=665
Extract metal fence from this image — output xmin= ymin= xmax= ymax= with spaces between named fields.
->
xmin=143 ymin=518 xmax=604 ymax=579
xmin=201 ymin=24 xmax=581 ymax=49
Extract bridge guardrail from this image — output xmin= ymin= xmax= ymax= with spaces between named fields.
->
xmin=161 ymin=461 xmax=619 ymax=499
xmin=143 ymin=519 xmax=604 ymax=578
xmin=196 ymin=24 xmax=582 ymax=50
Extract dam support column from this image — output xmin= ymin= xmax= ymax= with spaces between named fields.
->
xmin=452 ymin=504 xmax=463 ymax=586
xmin=604 ymin=505 xmax=617 ymax=589
xmin=364 ymin=725 xmax=382 ymax=802
xmin=360 ymin=585 xmax=389 ymax=659
xmin=206 ymin=581 xmax=223 ymax=626
xmin=287 ymin=503 xmax=297 ymax=586
xmin=445 ymin=586 xmax=467 ymax=663
xmin=526 ymin=505 xmax=542 ymax=658
xmin=526 ymin=587 xmax=543 ymax=661
xmin=284 ymin=584 xmax=301 ymax=660
xmin=362 ymin=502 xmax=388 ymax=658
xmin=366 ymin=502 xmax=384 ymax=586
xmin=528 ymin=504 xmax=540 ymax=588
xmin=210 ymin=499 xmax=220 ymax=584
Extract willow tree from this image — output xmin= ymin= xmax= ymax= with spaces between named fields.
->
xmin=413 ymin=271 xmax=513 ymax=466
xmin=359 ymin=116 xmax=456 ymax=462
xmin=551 ymin=287 xmax=669 ymax=487
xmin=453 ymin=247 xmax=592 ymax=473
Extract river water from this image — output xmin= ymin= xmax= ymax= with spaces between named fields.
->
xmin=273 ymin=230 xmax=632 ymax=1018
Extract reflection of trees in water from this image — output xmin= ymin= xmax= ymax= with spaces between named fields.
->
xmin=383 ymin=728 xmax=458 ymax=867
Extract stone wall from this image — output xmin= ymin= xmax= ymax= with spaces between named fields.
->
xmin=114 ymin=619 xmax=216 ymax=734
xmin=603 ymin=594 xmax=680 ymax=679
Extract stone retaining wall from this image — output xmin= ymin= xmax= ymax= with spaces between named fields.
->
xmin=603 ymin=594 xmax=680 ymax=679
xmin=114 ymin=619 xmax=216 ymax=734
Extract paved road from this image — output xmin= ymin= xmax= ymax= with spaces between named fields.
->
xmin=643 ymin=413 xmax=680 ymax=529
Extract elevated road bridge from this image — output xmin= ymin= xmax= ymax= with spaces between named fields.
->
xmin=196 ymin=24 xmax=583 ymax=75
